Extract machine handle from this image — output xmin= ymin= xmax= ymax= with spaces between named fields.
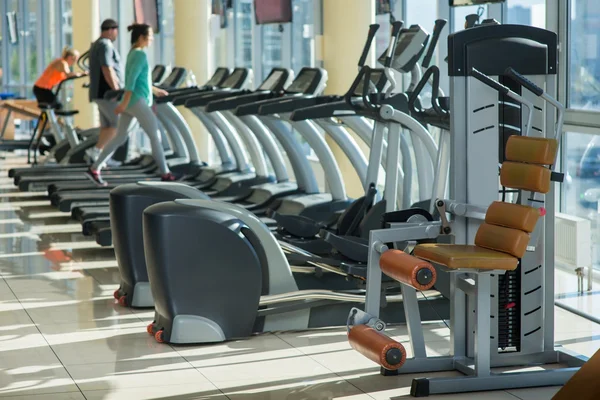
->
xmin=505 ymin=67 xmax=544 ymax=96
xmin=361 ymin=67 xmax=378 ymax=111
xmin=408 ymin=66 xmax=438 ymax=112
xmin=423 ymin=19 xmax=447 ymax=69
xmin=470 ymin=68 xmax=510 ymax=95
xmin=345 ymin=67 xmax=368 ymax=109
xmin=384 ymin=21 xmax=404 ymax=68
xmin=358 ymin=24 xmax=380 ymax=68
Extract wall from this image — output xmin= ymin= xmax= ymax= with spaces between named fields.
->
xmin=322 ymin=0 xmax=376 ymax=198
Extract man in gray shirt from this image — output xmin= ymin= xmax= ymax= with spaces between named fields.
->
xmin=87 ymin=19 xmax=123 ymax=163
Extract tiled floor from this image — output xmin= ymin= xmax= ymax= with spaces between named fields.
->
xmin=0 ymin=155 xmax=599 ymax=400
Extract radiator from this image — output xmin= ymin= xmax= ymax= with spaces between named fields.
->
xmin=555 ymin=213 xmax=592 ymax=290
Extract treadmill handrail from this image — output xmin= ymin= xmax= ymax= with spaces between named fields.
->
xmin=290 ymin=100 xmax=354 ymax=121
xmin=205 ymin=91 xmax=275 ymax=113
xmin=184 ymin=90 xmax=250 ymax=108
xmin=235 ymin=93 xmax=304 ymax=117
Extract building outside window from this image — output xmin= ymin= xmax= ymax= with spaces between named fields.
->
xmin=506 ymin=0 xmax=546 ymax=28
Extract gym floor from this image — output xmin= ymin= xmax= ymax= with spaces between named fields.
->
xmin=0 ymin=154 xmax=598 ymax=400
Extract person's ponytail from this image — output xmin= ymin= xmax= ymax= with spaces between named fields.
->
xmin=128 ymin=23 xmax=152 ymax=45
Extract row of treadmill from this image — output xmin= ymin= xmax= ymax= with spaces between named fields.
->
xmin=10 ymin=20 xmax=453 ymax=345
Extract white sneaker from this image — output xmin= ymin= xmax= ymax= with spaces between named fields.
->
xmin=85 ymin=147 xmax=101 ymax=163
xmin=105 ymin=158 xmax=122 ymax=167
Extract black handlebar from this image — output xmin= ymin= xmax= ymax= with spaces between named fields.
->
xmin=470 ymin=68 xmax=510 ymax=95
xmin=505 ymin=67 xmax=544 ymax=96
xmin=409 ymin=65 xmax=445 ymax=117
xmin=77 ymin=49 xmax=91 ymax=72
xmin=383 ymin=21 xmax=404 ymax=68
xmin=54 ymin=74 xmax=89 ymax=96
xmin=104 ymin=89 xmax=124 ymax=101
xmin=359 ymin=24 xmax=380 ymax=68
xmin=423 ymin=19 xmax=447 ymax=69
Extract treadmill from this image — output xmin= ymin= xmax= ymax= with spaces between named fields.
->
xmin=7 ymin=64 xmax=171 ymax=176
xmin=46 ymin=67 xmax=251 ymax=197
xmin=51 ymin=68 xmax=294 ymax=214
xmin=66 ymin=68 xmax=254 ymax=225
xmin=12 ymin=67 xmax=191 ymax=192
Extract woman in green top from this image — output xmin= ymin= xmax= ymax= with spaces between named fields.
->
xmin=88 ymin=23 xmax=175 ymax=186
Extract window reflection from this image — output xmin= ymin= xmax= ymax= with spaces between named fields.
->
xmin=291 ymin=0 xmax=314 ymax=73
xmin=261 ymin=24 xmax=283 ymax=81
xmin=26 ymin=0 xmax=37 ymax=85
xmin=569 ymin=0 xmax=600 ymax=110
xmin=563 ymin=132 xmax=600 ymax=269
xmin=452 ymin=4 xmax=487 ymax=32
xmin=506 ymin=0 xmax=546 ymax=28
xmin=234 ymin=0 xmax=253 ymax=69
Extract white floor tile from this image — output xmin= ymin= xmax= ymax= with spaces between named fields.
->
xmin=0 ymin=364 xmax=78 ymax=398
xmin=37 ymin=319 xmax=148 ymax=346
xmin=50 ymin=334 xmax=182 ymax=366
xmin=0 ymin=393 xmax=85 ymax=400
xmin=0 ymin=298 xmax=22 ymax=313
xmin=82 ymin=384 xmax=226 ymax=400
xmin=507 ymin=386 xmax=562 ymax=400
xmin=65 ymin=358 xmax=211 ymax=391
xmin=223 ymin=378 xmax=367 ymax=400
xmin=0 ymin=326 xmax=48 ymax=352
xmin=177 ymin=333 xmax=302 ymax=368
xmin=4 ymin=275 xmax=99 ymax=296
xmin=199 ymin=356 xmax=332 ymax=385
xmin=21 ymin=296 xmax=134 ymax=325
xmin=0 ymin=308 xmax=34 ymax=329
xmin=0 ymin=346 xmax=64 ymax=369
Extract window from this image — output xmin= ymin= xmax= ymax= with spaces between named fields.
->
xmin=160 ymin=0 xmax=175 ymax=67
xmin=375 ymin=1 xmax=401 ymax=63
xmin=569 ymin=0 xmax=600 ymax=110
xmin=43 ymin=0 xmax=60 ymax=65
xmin=407 ymin=0 xmax=438 ymax=31
xmin=62 ymin=0 xmax=72 ymax=46
xmin=25 ymin=0 xmax=37 ymax=85
xmin=562 ymin=132 xmax=600 ymax=270
xmin=7 ymin=0 xmax=21 ymax=88
xmin=291 ymin=0 xmax=314 ymax=73
xmin=506 ymin=0 xmax=546 ymax=28
xmin=452 ymin=4 xmax=487 ymax=32
xmin=234 ymin=0 xmax=252 ymax=69
xmin=260 ymin=25 xmax=283 ymax=81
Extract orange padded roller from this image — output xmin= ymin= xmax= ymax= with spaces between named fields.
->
xmin=380 ymin=250 xmax=437 ymax=290
xmin=348 ymin=325 xmax=407 ymax=370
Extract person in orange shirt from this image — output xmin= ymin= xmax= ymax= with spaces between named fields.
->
xmin=33 ymin=47 xmax=86 ymax=109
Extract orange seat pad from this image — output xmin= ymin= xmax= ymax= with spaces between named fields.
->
xmin=505 ymin=135 xmax=558 ymax=166
xmin=414 ymin=244 xmax=519 ymax=271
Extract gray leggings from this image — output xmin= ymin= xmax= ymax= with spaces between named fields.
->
xmin=93 ymin=99 xmax=170 ymax=174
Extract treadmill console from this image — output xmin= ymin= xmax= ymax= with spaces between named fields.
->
xmin=161 ymin=67 xmax=188 ymax=88
xmin=257 ymin=68 xmax=293 ymax=91
xmin=378 ymin=25 xmax=429 ymax=73
xmin=221 ymin=68 xmax=253 ymax=89
xmin=206 ymin=67 xmax=230 ymax=87
xmin=286 ymin=68 xmax=328 ymax=95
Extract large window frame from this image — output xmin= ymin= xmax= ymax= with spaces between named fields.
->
xmin=0 ymin=0 xmax=68 ymax=97
xmin=233 ymin=0 xmax=322 ymax=88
